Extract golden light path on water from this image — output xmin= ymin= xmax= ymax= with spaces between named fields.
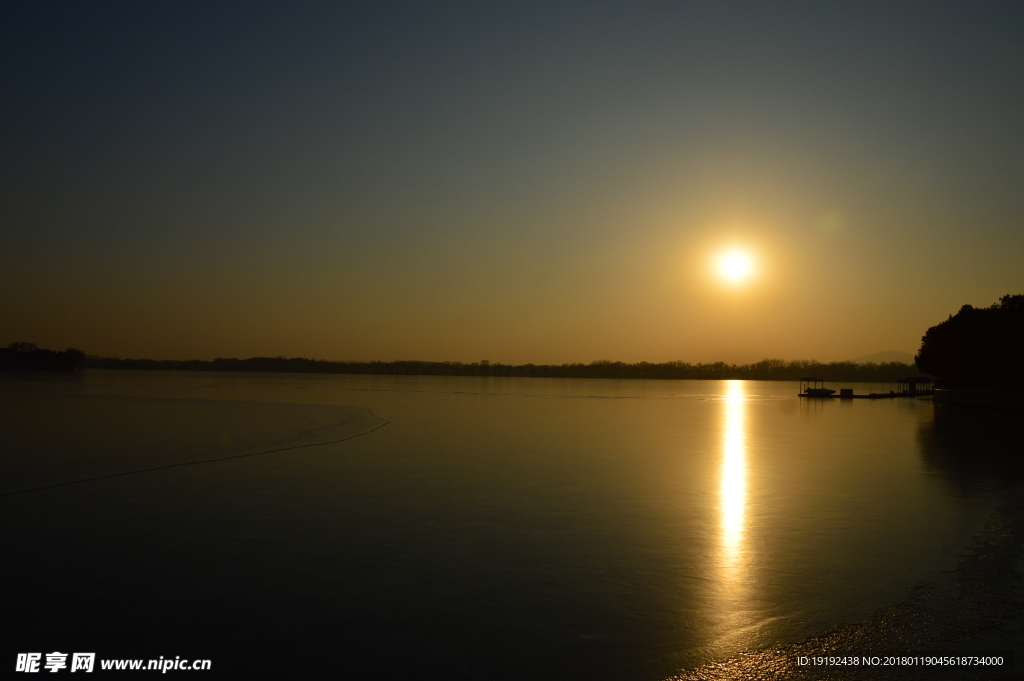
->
xmin=714 ymin=379 xmax=753 ymax=650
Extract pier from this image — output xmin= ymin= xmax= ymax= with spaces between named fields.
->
xmin=798 ymin=376 xmax=933 ymax=399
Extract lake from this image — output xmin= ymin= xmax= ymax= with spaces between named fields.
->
xmin=3 ymin=371 xmax=1021 ymax=679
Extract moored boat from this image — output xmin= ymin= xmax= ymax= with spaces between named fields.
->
xmin=799 ymin=377 xmax=836 ymax=396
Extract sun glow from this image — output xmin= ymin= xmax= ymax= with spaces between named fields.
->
xmin=715 ymin=250 xmax=756 ymax=284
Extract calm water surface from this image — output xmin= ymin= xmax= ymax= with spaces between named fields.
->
xmin=2 ymin=371 xmax=1020 ymax=679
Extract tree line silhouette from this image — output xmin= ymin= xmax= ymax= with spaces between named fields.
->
xmin=82 ymin=355 xmax=919 ymax=382
xmin=15 ymin=295 xmax=1024 ymax=383
xmin=0 ymin=343 xmax=85 ymax=370
xmin=916 ymin=294 xmax=1024 ymax=384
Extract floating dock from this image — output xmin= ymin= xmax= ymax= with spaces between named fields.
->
xmin=797 ymin=376 xmax=933 ymax=399
xmin=798 ymin=390 xmax=931 ymax=399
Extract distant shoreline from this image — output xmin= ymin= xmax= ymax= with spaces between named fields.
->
xmin=82 ymin=356 xmax=922 ymax=383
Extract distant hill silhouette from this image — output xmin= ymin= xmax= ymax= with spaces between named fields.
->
xmin=0 ymin=343 xmax=85 ymax=370
xmin=916 ymin=294 xmax=1024 ymax=384
xmin=851 ymin=350 xmax=916 ymax=364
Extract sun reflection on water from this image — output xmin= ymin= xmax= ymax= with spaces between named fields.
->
xmin=720 ymin=380 xmax=747 ymax=571
xmin=714 ymin=379 xmax=752 ymax=648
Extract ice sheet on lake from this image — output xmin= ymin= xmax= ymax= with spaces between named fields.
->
xmin=0 ymin=393 xmax=388 ymax=495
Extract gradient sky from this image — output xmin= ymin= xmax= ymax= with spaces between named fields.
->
xmin=3 ymin=1 xmax=1023 ymax=364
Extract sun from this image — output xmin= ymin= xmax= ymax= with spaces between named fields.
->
xmin=715 ymin=250 xmax=756 ymax=284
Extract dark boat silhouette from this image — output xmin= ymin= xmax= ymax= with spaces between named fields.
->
xmin=799 ymin=377 xmax=836 ymax=396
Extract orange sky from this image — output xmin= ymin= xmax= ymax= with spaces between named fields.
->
xmin=4 ymin=4 xmax=1023 ymax=363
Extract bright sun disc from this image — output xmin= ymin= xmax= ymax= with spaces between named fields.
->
xmin=716 ymin=251 xmax=755 ymax=283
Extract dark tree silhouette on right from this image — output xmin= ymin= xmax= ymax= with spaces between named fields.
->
xmin=916 ymin=294 xmax=1024 ymax=384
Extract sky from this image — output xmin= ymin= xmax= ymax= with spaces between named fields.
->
xmin=3 ymin=1 xmax=1023 ymax=364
